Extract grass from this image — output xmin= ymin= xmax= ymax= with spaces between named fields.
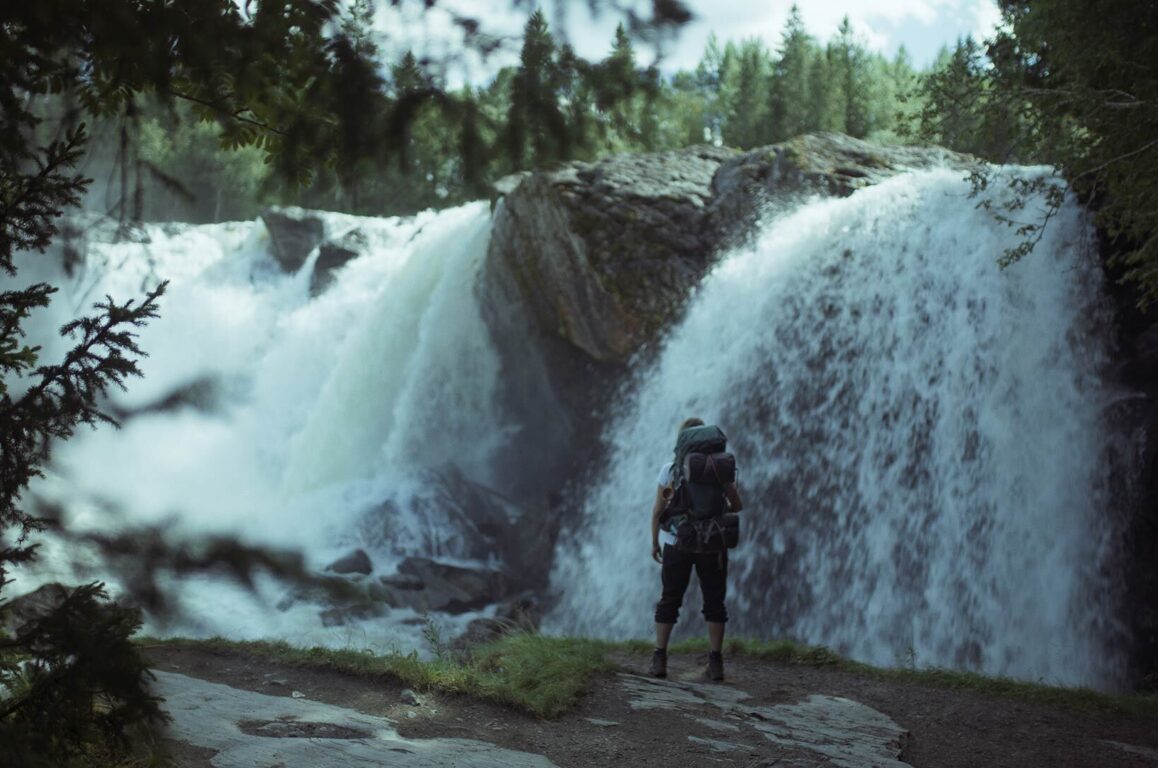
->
xmin=139 ymin=633 xmax=1158 ymax=721
xmin=140 ymin=633 xmax=617 ymax=719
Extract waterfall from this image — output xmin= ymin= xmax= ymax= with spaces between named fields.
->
xmin=13 ymin=165 xmax=1129 ymax=688
xmin=546 ymin=168 xmax=1127 ymax=690
xmin=18 ymin=203 xmax=505 ymax=646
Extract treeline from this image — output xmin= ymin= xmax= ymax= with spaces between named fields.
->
xmin=70 ymin=0 xmax=1158 ymax=311
xmin=76 ymin=3 xmax=980 ymax=223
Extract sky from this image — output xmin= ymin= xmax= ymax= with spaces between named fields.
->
xmin=373 ymin=0 xmax=1003 ymax=84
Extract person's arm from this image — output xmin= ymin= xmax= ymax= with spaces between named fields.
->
xmin=724 ymin=482 xmax=743 ymax=512
xmin=651 ymin=485 xmax=670 ymax=563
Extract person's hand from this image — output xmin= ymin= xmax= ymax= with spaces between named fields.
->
xmin=651 ymin=541 xmax=662 ymax=564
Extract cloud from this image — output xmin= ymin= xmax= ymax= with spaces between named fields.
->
xmin=658 ymin=0 xmax=977 ymax=71
xmin=968 ymin=0 xmax=1003 ymax=41
xmin=369 ymin=0 xmax=996 ymax=83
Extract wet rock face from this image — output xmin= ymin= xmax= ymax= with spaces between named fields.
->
xmin=1092 ymin=225 xmax=1158 ymax=687
xmin=261 ymin=206 xmax=326 ymax=271
xmin=486 ymin=134 xmax=978 ymax=371
xmin=709 ymin=132 xmax=979 ymax=250
xmin=359 ymin=467 xmax=560 ymax=593
xmin=314 ymin=557 xmax=515 ymax=627
xmin=377 ymin=557 xmax=508 ymax=614
xmin=481 ymin=146 xmax=735 ymax=508
xmin=325 ymin=549 xmax=373 ymax=576
xmin=486 ymin=145 xmax=733 ymax=365
xmin=303 ymin=469 xmax=560 ymax=628
xmin=259 ymin=206 xmax=364 ymax=291
xmin=1 ymin=583 xmax=70 ymax=636
xmin=314 ymin=228 xmax=368 ymax=294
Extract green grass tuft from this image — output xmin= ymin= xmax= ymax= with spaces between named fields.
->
xmin=471 ymin=635 xmax=617 ymax=717
xmin=140 ymin=633 xmax=615 ymax=719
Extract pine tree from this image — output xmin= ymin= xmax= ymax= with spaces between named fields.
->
xmin=331 ymin=0 xmax=388 ymax=209
xmin=806 ymin=46 xmax=841 ymax=132
xmin=390 ymin=51 xmax=432 ymax=174
xmin=831 ymin=17 xmax=873 ymax=138
xmin=769 ymin=4 xmax=814 ymax=142
xmin=888 ymin=46 xmax=921 ymax=143
xmin=663 ymin=71 xmax=713 ymax=145
xmin=911 ymin=36 xmax=1020 ymax=158
xmin=506 ymin=10 xmax=570 ymax=169
xmin=720 ymin=39 xmax=773 ymax=149
xmin=601 ymin=24 xmax=639 ymax=137
xmin=694 ymin=33 xmax=730 ymax=145
xmin=637 ymin=65 xmax=663 ymax=151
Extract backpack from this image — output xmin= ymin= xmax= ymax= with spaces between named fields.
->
xmin=664 ymin=425 xmax=740 ymax=551
xmin=670 ymin=425 xmax=734 ymax=518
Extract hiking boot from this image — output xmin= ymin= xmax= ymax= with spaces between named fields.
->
xmin=649 ymin=648 xmax=668 ymax=678
xmin=707 ymin=651 xmax=724 ymax=681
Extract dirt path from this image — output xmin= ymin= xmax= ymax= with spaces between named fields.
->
xmin=144 ymin=645 xmax=1158 ymax=768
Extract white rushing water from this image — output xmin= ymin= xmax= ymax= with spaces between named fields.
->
xmin=16 ymin=203 xmax=505 ymax=648
xmin=547 ymin=168 xmax=1127 ymax=689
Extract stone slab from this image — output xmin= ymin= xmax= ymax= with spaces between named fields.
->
xmin=617 ymin=672 xmax=908 ymax=768
xmin=151 ymin=670 xmax=557 ymax=768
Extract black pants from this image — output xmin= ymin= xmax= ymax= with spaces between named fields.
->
xmin=654 ymin=544 xmax=728 ymax=625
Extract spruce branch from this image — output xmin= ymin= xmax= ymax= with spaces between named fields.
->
xmin=0 ymin=125 xmax=91 ymax=273
xmin=0 ymin=282 xmax=167 ymax=546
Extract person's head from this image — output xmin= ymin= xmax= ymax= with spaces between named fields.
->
xmin=678 ymin=416 xmax=704 ymax=437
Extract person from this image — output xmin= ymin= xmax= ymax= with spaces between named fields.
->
xmin=649 ymin=417 xmax=743 ymax=681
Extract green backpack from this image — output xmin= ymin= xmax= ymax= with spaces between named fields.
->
xmin=670 ymin=425 xmax=735 ymax=519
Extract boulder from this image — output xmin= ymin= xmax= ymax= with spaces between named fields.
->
xmin=259 ymin=208 xmax=367 ymax=291
xmin=486 ymin=135 xmax=977 ymax=371
xmin=494 ymin=496 xmax=561 ymax=592
xmin=325 ymin=548 xmax=373 ymax=576
xmin=313 ymin=227 xmax=368 ymax=293
xmin=360 ymin=467 xmax=558 ymax=595
xmin=451 ymin=617 xmax=508 ymax=650
xmin=296 ymin=470 xmax=559 ymax=625
xmin=108 ymin=375 xmax=220 ymax=421
xmin=481 ymin=147 xmax=735 ymax=503
xmin=319 ymin=601 xmax=386 ymax=628
xmin=379 ymin=572 xmax=424 ymax=591
xmin=361 ymin=468 xmax=515 ymax=564
xmin=451 ymin=593 xmax=543 ymax=652
xmin=260 ymin=206 xmax=326 ymax=271
xmin=428 ymin=466 xmax=521 ymax=559
xmin=486 ymin=145 xmax=734 ymax=365
xmin=376 ymin=557 xmax=507 ymax=614
xmin=427 ymin=467 xmax=561 ymax=592
xmin=1 ymin=583 xmax=70 ymax=636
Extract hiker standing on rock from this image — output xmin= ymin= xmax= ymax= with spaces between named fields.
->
xmin=649 ymin=417 xmax=743 ymax=681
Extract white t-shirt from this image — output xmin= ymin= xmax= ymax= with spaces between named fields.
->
xmin=656 ymin=461 xmax=677 ymax=547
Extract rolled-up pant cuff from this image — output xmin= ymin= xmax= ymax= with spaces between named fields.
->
xmin=653 ymin=544 xmax=728 ymax=626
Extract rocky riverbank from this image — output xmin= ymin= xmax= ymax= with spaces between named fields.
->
xmin=145 ymin=641 xmax=1158 ymax=768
